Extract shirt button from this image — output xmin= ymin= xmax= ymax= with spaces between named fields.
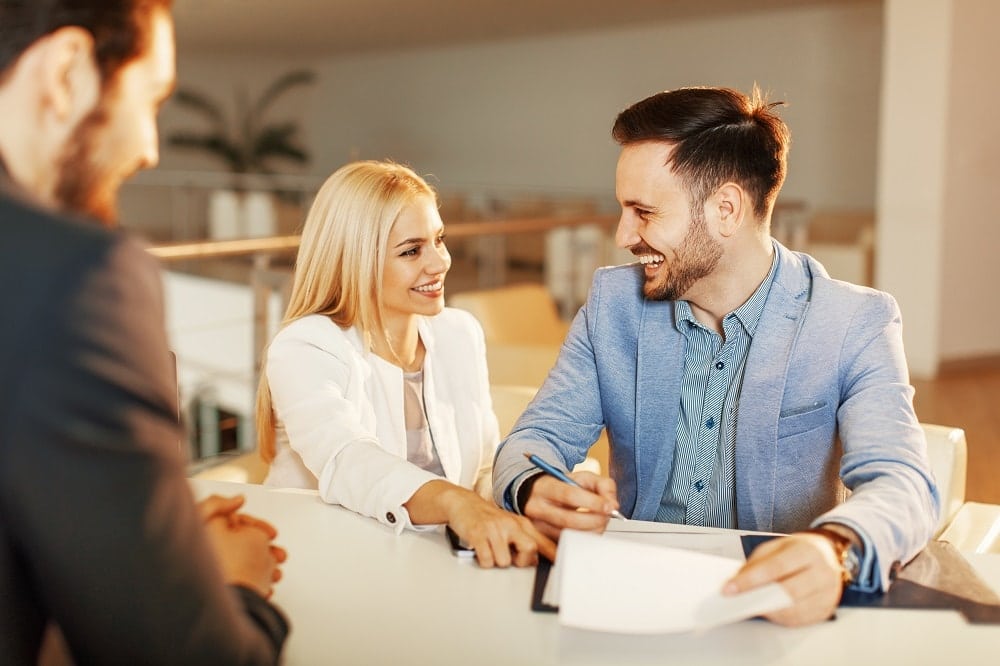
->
xmin=715 ymin=361 xmax=725 ymax=370
xmin=694 ymin=480 xmax=705 ymax=491
xmin=386 ymin=512 xmax=396 ymax=524
xmin=705 ymin=417 xmax=715 ymax=429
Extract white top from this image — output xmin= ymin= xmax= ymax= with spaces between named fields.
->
xmin=402 ymin=369 xmax=445 ymax=477
xmin=264 ymin=308 xmax=499 ymax=533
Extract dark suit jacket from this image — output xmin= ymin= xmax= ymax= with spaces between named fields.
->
xmin=0 ymin=169 xmax=288 ymax=663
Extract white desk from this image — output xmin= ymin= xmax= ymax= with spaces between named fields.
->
xmin=191 ymin=480 xmax=1000 ymax=666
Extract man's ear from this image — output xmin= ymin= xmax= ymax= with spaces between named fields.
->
xmin=38 ymin=26 xmax=100 ymax=123
xmin=711 ymin=183 xmax=747 ymax=238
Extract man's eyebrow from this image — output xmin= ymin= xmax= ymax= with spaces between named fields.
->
xmin=623 ymin=199 xmax=657 ymax=210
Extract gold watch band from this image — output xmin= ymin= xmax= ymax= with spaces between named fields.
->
xmin=804 ymin=526 xmax=858 ymax=587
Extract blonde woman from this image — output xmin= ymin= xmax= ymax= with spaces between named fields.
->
xmin=257 ymin=161 xmax=554 ymax=567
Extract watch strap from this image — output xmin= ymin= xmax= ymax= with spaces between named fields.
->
xmin=804 ymin=526 xmax=862 ymax=587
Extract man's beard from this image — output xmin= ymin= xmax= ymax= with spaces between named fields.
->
xmin=53 ymin=101 xmax=119 ymax=226
xmin=642 ymin=208 xmax=723 ymax=301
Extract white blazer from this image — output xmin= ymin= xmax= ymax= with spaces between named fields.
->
xmin=264 ymin=308 xmax=499 ymax=533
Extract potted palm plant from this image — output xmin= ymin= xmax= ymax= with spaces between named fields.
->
xmin=168 ymin=69 xmax=316 ymax=238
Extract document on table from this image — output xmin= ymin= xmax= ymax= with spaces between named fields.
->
xmin=549 ymin=529 xmax=792 ymax=634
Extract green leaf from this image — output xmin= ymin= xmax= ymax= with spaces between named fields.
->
xmin=166 ymin=69 xmax=317 ymax=174
xmin=251 ymin=123 xmax=310 ymax=168
xmin=252 ymin=69 xmax=316 ymax=121
xmin=168 ymin=133 xmax=247 ymax=172
xmin=170 ymin=89 xmax=228 ymax=128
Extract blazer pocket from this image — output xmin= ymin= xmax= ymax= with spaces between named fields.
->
xmin=777 ymin=401 xmax=829 ymax=439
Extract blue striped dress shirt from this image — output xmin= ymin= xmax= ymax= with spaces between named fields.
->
xmin=655 ymin=252 xmax=779 ymax=527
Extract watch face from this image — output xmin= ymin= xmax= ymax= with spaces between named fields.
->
xmin=843 ymin=544 xmax=863 ymax=583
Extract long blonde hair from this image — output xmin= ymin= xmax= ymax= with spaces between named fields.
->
xmin=256 ymin=160 xmax=436 ymax=462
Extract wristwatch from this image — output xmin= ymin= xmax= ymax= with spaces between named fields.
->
xmin=805 ymin=526 xmax=863 ymax=587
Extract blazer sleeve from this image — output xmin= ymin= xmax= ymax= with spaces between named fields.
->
xmin=820 ymin=290 xmax=940 ymax=589
xmin=265 ymin=322 xmax=440 ymax=532
xmin=492 ymin=274 xmax=607 ymax=508
xmin=0 ymin=236 xmax=287 ymax=663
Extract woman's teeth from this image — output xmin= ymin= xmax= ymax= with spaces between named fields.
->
xmin=414 ymin=281 xmax=443 ymax=292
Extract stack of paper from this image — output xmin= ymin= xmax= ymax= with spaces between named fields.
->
xmin=551 ymin=529 xmax=792 ymax=633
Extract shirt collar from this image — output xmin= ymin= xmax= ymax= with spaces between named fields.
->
xmin=673 ymin=245 xmax=779 ymax=338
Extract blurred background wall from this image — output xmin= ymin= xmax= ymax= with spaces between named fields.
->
xmin=127 ymin=0 xmax=1000 ymax=383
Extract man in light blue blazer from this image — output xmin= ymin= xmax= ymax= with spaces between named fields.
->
xmin=493 ymin=87 xmax=938 ymax=627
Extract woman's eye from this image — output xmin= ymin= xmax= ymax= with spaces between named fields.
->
xmin=435 ymin=234 xmax=447 ymax=246
xmin=400 ymin=247 xmax=419 ymax=257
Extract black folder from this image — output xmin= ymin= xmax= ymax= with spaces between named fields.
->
xmin=531 ymin=537 xmax=1000 ymax=624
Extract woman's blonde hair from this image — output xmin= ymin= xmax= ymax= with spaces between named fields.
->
xmin=256 ymin=160 xmax=436 ymax=461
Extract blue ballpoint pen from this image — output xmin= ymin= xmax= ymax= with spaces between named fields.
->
xmin=524 ymin=452 xmax=627 ymax=520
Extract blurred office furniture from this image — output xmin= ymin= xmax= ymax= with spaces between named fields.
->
xmin=803 ymin=209 xmax=875 ymax=287
xmin=490 ymin=383 xmax=602 ymax=474
xmin=922 ymin=423 xmax=969 ymax=536
xmin=449 ymin=283 xmax=568 ymax=389
xmin=940 ymin=502 xmax=1000 ymax=554
xmin=490 ymin=384 xmax=539 ymax=438
xmin=545 ymin=223 xmax=608 ymax=318
xmin=449 ymin=283 xmax=568 ymax=346
xmin=921 ymin=422 xmax=1000 ymax=554
xmin=190 ymin=450 xmax=268 ymax=484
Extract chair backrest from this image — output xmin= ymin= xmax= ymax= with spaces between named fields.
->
xmin=484 ymin=344 xmax=559 ymax=388
xmin=489 ymin=384 xmax=538 ymax=437
xmin=937 ymin=501 xmax=1000 ymax=554
xmin=449 ymin=284 xmax=568 ymax=346
xmin=921 ymin=423 xmax=968 ymax=536
xmin=487 ymin=383 xmax=605 ymax=475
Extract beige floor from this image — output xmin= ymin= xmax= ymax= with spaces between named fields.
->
xmin=913 ymin=367 xmax=1000 ymax=504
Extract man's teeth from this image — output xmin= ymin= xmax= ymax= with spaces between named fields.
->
xmin=414 ymin=281 xmax=443 ymax=292
xmin=638 ymin=254 xmax=665 ymax=266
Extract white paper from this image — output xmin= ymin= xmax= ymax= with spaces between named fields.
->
xmin=554 ymin=529 xmax=792 ymax=634
xmin=607 ymin=531 xmax=748 ymax=562
xmin=543 ymin=529 xmax=745 ymax=608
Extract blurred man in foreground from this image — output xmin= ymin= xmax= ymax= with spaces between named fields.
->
xmin=0 ymin=1 xmax=288 ymax=662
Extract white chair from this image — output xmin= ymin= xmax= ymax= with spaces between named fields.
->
xmin=921 ymin=423 xmax=968 ymax=536
xmin=938 ymin=502 xmax=1000 ymax=554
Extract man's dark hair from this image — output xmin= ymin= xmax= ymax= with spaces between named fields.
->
xmin=612 ymin=86 xmax=790 ymax=220
xmin=0 ymin=0 xmax=172 ymax=86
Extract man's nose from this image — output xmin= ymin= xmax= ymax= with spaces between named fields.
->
xmin=615 ymin=212 xmax=638 ymax=249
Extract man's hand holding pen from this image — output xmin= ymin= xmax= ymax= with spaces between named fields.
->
xmin=520 ymin=454 xmax=623 ymax=541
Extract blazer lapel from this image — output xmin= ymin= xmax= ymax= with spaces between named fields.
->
xmin=734 ymin=243 xmax=812 ymax=531
xmin=417 ymin=318 xmax=461 ymax=483
xmin=633 ymin=298 xmax=685 ymax=520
